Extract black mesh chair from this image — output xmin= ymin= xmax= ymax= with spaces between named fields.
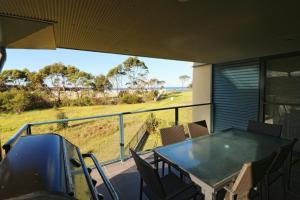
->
xmin=247 ymin=120 xmax=283 ymax=137
xmin=130 ymin=149 xmax=200 ymax=200
xmin=265 ymin=138 xmax=298 ymax=200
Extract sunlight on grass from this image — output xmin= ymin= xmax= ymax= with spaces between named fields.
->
xmin=0 ymin=91 xmax=192 ymax=162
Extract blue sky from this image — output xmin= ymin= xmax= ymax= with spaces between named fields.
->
xmin=3 ymin=48 xmax=193 ymax=87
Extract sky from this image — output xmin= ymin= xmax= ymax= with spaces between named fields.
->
xmin=3 ymin=48 xmax=193 ymax=87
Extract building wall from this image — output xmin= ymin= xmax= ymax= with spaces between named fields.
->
xmin=192 ymin=64 xmax=212 ymax=132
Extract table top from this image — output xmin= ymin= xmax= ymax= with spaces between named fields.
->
xmin=154 ymin=129 xmax=291 ymax=189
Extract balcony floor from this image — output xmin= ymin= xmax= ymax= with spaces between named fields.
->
xmin=92 ymin=152 xmax=300 ymax=200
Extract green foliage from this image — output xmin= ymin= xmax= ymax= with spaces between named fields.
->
xmin=179 ymin=75 xmax=190 ymax=88
xmin=92 ymin=75 xmax=112 ymax=93
xmin=107 ymin=64 xmax=125 ymax=91
xmin=0 ymin=89 xmax=30 ymax=113
xmin=123 ymin=57 xmax=148 ymax=91
xmin=0 ymin=57 xmax=167 ymax=112
xmin=143 ymin=90 xmax=158 ymax=101
xmin=121 ymin=93 xmax=143 ymax=104
xmin=0 ymin=89 xmax=52 ymax=113
xmin=146 ymin=113 xmax=161 ymax=134
xmin=56 ymin=111 xmax=68 ymax=129
xmin=0 ymin=69 xmax=28 ymax=87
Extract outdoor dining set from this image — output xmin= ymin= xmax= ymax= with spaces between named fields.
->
xmin=130 ymin=120 xmax=298 ymax=200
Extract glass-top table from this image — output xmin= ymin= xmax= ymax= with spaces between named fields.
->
xmin=153 ymin=128 xmax=291 ymax=200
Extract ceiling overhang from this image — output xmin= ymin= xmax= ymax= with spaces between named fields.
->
xmin=0 ymin=15 xmax=56 ymax=49
xmin=0 ymin=1 xmax=300 ymax=63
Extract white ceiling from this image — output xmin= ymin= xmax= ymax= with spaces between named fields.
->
xmin=1 ymin=0 xmax=300 ymax=63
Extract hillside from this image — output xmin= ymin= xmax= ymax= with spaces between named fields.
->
xmin=0 ymin=91 xmax=192 ymax=162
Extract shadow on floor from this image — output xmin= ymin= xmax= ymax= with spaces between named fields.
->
xmin=95 ymin=154 xmax=300 ymax=200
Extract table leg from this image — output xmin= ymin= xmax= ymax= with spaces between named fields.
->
xmin=154 ymin=152 xmax=158 ymax=170
xmin=202 ymin=188 xmax=216 ymax=200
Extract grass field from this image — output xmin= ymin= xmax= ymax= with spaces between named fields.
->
xmin=0 ymin=91 xmax=193 ymax=162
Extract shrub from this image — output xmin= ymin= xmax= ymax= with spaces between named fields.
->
xmin=143 ymin=90 xmax=158 ymax=101
xmin=118 ymin=90 xmax=129 ymax=98
xmin=121 ymin=93 xmax=143 ymax=104
xmin=28 ymin=92 xmax=52 ymax=110
xmin=145 ymin=113 xmax=161 ymax=134
xmin=0 ymin=89 xmax=52 ymax=113
xmin=56 ymin=111 xmax=68 ymax=129
xmin=0 ymin=89 xmax=30 ymax=113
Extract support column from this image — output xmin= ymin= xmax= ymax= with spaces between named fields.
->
xmin=192 ymin=63 xmax=212 ymax=132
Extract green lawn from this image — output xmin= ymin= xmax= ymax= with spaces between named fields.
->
xmin=0 ymin=91 xmax=192 ymax=162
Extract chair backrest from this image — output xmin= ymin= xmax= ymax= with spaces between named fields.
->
xmin=187 ymin=120 xmax=209 ymax=139
xmin=247 ymin=120 xmax=282 ymax=137
xmin=159 ymin=125 xmax=186 ymax=146
xmin=231 ymin=152 xmax=276 ymax=196
xmin=268 ymin=138 xmax=298 ymax=174
xmin=130 ymin=149 xmax=165 ymax=199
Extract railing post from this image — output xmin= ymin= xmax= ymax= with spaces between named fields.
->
xmin=119 ymin=114 xmax=125 ymax=162
xmin=175 ymin=107 xmax=179 ymax=126
xmin=26 ymin=124 xmax=32 ymax=135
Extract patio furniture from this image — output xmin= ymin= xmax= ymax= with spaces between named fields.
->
xmin=160 ymin=125 xmax=186 ymax=146
xmin=158 ymin=125 xmax=186 ymax=176
xmin=153 ymin=128 xmax=291 ymax=200
xmin=130 ymin=149 xmax=200 ymax=200
xmin=265 ymin=138 xmax=298 ymax=200
xmin=247 ymin=120 xmax=282 ymax=137
xmin=219 ymin=152 xmax=276 ymax=200
xmin=188 ymin=120 xmax=209 ymax=139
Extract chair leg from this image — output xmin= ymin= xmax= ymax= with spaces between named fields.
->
xmin=162 ymin=161 xmax=165 ymax=176
xmin=265 ymin=180 xmax=269 ymax=200
xmin=282 ymin=175 xmax=287 ymax=200
xmin=139 ymin=178 xmax=143 ymax=200
xmin=288 ymin=152 xmax=293 ymax=189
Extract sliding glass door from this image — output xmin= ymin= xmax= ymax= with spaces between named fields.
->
xmin=264 ymin=54 xmax=300 ymax=151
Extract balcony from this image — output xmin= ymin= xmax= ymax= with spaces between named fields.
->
xmin=2 ymin=103 xmax=300 ymax=200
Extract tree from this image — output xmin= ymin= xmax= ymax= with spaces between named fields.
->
xmin=157 ymin=80 xmax=166 ymax=89
xmin=26 ymin=71 xmax=45 ymax=91
xmin=67 ymin=69 xmax=93 ymax=98
xmin=148 ymin=78 xmax=159 ymax=90
xmin=123 ymin=57 xmax=148 ymax=91
xmin=107 ymin=64 xmax=125 ymax=93
xmin=92 ymin=74 xmax=112 ymax=93
xmin=0 ymin=69 xmax=28 ymax=88
xmin=179 ymin=75 xmax=190 ymax=88
xmin=0 ymin=88 xmax=30 ymax=113
xmin=39 ymin=62 xmax=68 ymax=103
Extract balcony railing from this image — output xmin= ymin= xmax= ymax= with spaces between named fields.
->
xmin=2 ymin=103 xmax=212 ymax=163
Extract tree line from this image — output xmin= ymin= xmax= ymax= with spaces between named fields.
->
xmin=0 ymin=57 xmax=169 ymax=113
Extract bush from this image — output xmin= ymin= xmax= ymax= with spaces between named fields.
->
xmin=28 ymin=92 xmax=52 ymax=110
xmin=121 ymin=93 xmax=143 ymax=104
xmin=117 ymin=90 xmax=129 ymax=98
xmin=0 ymin=89 xmax=52 ymax=113
xmin=143 ymin=90 xmax=158 ymax=101
xmin=145 ymin=113 xmax=161 ymax=134
xmin=56 ymin=111 xmax=68 ymax=129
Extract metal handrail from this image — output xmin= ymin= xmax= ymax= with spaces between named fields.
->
xmin=3 ymin=103 xmax=213 ymax=161
xmin=83 ymin=153 xmax=119 ymax=200
xmin=2 ymin=124 xmax=29 ymax=153
xmin=27 ymin=103 xmax=211 ymax=126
